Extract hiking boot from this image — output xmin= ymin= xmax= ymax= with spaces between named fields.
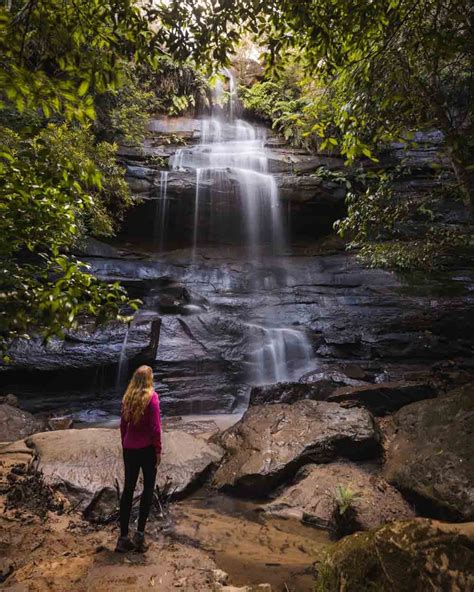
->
xmin=115 ymin=535 xmax=135 ymax=553
xmin=132 ymin=531 xmax=148 ymax=553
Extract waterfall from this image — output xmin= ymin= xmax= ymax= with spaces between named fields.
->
xmin=166 ymin=73 xmax=313 ymax=388
xmin=249 ymin=325 xmax=315 ymax=385
xmin=170 ymin=117 xmax=287 ymax=259
xmin=115 ymin=322 xmax=131 ymax=394
xmin=193 ymin=168 xmax=201 ymax=259
xmin=154 ymin=171 xmax=168 ymax=250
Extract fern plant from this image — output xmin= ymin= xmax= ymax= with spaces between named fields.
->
xmin=329 ymin=485 xmax=361 ymax=538
xmin=334 ymin=485 xmax=361 ymax=515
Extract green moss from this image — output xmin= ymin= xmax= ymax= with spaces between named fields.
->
xmin=314 ymin=520 xmax=474 ymax=592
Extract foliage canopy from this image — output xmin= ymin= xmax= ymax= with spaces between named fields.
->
xmin=1 ymin=0 xmax=473 ymax=352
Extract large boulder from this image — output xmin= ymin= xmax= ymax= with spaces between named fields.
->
xmin=249 ymin=370 xmax=372 ymax=407
xmin=327 ymin=381 xmax=436 ymax=415
xmin=315 ymin=519 xmax=474 ymax=592
xmin=212 ymin=400 xmax=382 ymax=497
xmin=249 ymin=381 xmax=337 ymax=406
xmin=27 ymin=427 xmax=224 ymax=519
xmin=262 ymin=462 xmax=414 ymax=531
xmin=156 ymin=429 xmax=224 ymax=497
xmin=0 ymin=404 xmax=44 ymax=442
xmin=383 ymin=385 xmax=474 ymax=521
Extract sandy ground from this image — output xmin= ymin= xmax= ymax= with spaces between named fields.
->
xmin=0 ymin=507 xmax=221 ymax=592
xmin=173 ymin=494 xmax=329 ymax=591
xmin=0 ymin=415 xmax=329 ymax=591
xmin=0 ymin=489 xmax=329 ymax=591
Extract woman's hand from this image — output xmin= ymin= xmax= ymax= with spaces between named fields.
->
xmin=156 ymin=452 xmax=162 ymax=466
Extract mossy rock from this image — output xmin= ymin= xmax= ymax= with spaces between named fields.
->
xmin=383 ymin=384 xmax=474 ymax=520
xmin=315 ymin=519 xmax=474 ymax=592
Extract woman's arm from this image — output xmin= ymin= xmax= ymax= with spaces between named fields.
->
xmin=120 ymin=414 xmax=126 ymax=445
xmin=150 ymin=392 xmax=162 ymax=456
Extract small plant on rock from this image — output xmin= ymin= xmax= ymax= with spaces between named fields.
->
xmin=329 ymin=485 xmax=361 ymax=538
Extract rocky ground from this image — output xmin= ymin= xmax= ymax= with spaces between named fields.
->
xmin=1 ymin=380 xmax=473 ymax=591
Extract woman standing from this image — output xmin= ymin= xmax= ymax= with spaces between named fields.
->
xmin=116 ymin=365 xmax=162 ymax=553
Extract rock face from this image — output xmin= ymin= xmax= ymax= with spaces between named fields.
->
xmin=315 ymin=519 xmax=474 ymax=592
xmin=262 ymin=462 xmax=415 ymax=531
xmin=212 ymin=401 xmax=382 ymax=497
xmin=327 ymin=381 xmax=436 ymax=415
xmin=27 ymin=427 xmax=224 ymax=519
xmin=0 ymin=404 xmax=44 ymax=442
xmin=383 ymin=385 xmax=474 ymax=521
xmin=4 ymin=117 xmax=474 ymax=421
xmin=1 ymin=316 xmax=161 ymax=372
xmin=71 ymin=250 xmax=473 ymax=420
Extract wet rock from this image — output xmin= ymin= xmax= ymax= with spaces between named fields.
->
xmin=275 ymin=173 xmax=346 ymax=203
xmin=383 ymin=385 xmax=474 ymax=521
xmin=0 ymin=394 xmax=18 ymax=407
xmin=212 ymin=401 xmax=382 ymax=497
xmin=249 ymin=381 xmax=337 ymax=406
xmin=266 ymin=149 xmax=344 ymax=174
xmin=72 ymin=237 xmax=127 ymax=259
xmin=315 ymin=519 xmax=474 ymax=592
xmin=126 ymin=175 xmax=153 ymax=194
xmin=249 ymin=370 xmax=375 ymax=407
xmin=157 ymin=429 xmax=224 ymax=498
xmin=147 ymin=116 xmax=202 ymax=137
xmin=262 ymin=462 xmax=414 ymax=530
xmin=327 ymin=381 xmax=436 ymax=415
xmin=27 ymin=426 xmax=224 ymax=518
xmin=0 ymin=404 xmax=45 ymax=442
xmin=1 ymin=316 xmax=160 ymax=372
xmin=47 ymin=415 xmax=74 ymax=431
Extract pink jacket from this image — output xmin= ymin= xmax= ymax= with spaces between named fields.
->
xmin=120 ymin=391 xmax=162 ymax=453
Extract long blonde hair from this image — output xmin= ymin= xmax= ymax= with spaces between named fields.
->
xmin=122 ymin=365 xmax=154 ymax=424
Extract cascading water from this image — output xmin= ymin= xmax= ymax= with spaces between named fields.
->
xmin=115 ymin=321 xmax=131 ymax=394
xmin=170 ymin=118 xmax=286 ymax=259
xmin=154 ymin=171 xmax=169 ymax=250
xmin=166 ymin=73 xmax=314 ymax=387
xmin=248 ymin=325 xmax=315 ymax=385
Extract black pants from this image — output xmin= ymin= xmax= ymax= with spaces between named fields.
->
xmin=119 ymin=446 xmax=157 ymax=537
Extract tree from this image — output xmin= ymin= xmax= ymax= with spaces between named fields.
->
xmin=155 ymin=0 xmax=473 ymax=201
xmin=0 ymin=0 xmax=218 ymax=351
xmin=0 ymin=0 xmax=158 ymax=350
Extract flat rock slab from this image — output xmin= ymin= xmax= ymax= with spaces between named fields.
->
xmin=383 ymin=385 xmax=474 ymax=521
xmin=315 ymin=519 xmax=474 ymax=592
xmin=0 ymin=404 xmax=45 ymax=442
xmin=157 ymin=429 xmax=224 ymax=497
xmin=27 ymin=427 xmax=224 ymax=519
xmin=212 ymin=400 xmax=381 ymax=497
xmin=262 ymin=462 xmax=414 ymax=531
xmin=328 ymin=381 xmax=436 ymax=415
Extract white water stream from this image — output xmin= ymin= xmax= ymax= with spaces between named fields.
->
xmin=155 ymin=73 xmax=314 ymax=387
